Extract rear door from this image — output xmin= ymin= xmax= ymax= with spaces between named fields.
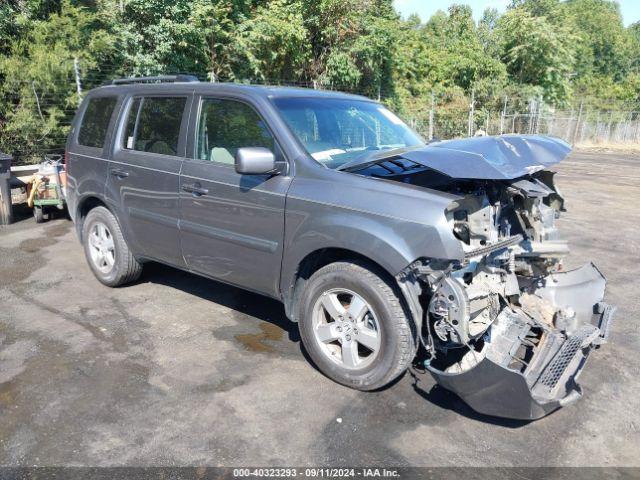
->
xmin=67 ymin=94 xmax=120 ymax=223
xmin=179 ymin=96 xmax=292 ymax=297
xmin=106 ymin=94 xmax=190 ymax=267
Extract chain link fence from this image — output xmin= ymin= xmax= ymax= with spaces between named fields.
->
xmin=405 ymin=96 xmax=640 ymax=145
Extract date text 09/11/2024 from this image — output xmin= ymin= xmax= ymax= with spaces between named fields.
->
xmin=232 ymin=468 xmax=400 ymax=477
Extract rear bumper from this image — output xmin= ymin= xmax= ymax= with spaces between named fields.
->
xmin=426 ymin=264 xmax=615 ymax=420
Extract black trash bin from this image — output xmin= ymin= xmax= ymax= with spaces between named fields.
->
xmin=0 ymin=152 xmax=13 ymax=225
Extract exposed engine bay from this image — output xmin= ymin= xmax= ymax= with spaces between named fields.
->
xmin=356 ymin=136 xmax=616 ymax=420
xmin=418 ymin=172 xmax=613 ymax=419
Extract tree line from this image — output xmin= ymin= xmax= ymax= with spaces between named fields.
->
xmin=1 ymin=0 xmax=639 ymax=162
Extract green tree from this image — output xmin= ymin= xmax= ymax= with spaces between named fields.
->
xmin=418 ymin=6 xmax=506 ymax=91
xmin=496 ymin=7 xmax=576 ymax=104
xmin=114 ymin=0 xmax=210 ymax=76
xmin=228 ymin=0 xmax=310 ymax=81
xmin=1 ymin=0 xmax=639 ymax=163
xmin=509 ymin=0 xmax=560 ymax=17
xmin=0 ymin=0 xmax=119 ymax=161
xmin=301 ymin=0 xmax=398 ymax=96
xmin=563 ymin=0 xmax=633 ymax=81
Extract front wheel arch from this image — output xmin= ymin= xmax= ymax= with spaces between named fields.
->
xmin=285 ymin=248 xmax=386 ymax=320
xmin=284 ymin=248 xmax=421 ymax=330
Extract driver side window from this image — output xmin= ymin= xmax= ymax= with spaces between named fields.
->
xmin=123 ymin=96 xmax=186 ymax=156
xmin=196 ymin=98 xmax=274 ymax=164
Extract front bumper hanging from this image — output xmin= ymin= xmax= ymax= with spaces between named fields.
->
xmin=426 ymin=263 xmax=616 ymax=420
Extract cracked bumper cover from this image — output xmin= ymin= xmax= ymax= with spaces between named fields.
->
xmin=426 ymin=263 xmax=616 ymax=420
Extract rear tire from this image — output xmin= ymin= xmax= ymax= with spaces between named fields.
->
xmin=297 ymin=260 xmax=416 ymax=391
xmin=82 ymin=206 xmax=142 ymax=287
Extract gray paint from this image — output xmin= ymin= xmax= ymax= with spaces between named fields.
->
xmin=63 ymin=81 xmax=613 ymax=421
xmin=66 ymin=81 xmax=559 ymax=305
xmin=234 ymin=147 xmax=277 ymax=175
xmin=405 ymin=135 xmax=571 ymax=180
xmin=105 ymin=92 xmax=191 ymax=268
xmin=279 ymin=167 xmax=462 ymax=303
xmin=342 ymin=135 xmax=571 ymax=180
xmin=178 ymin=158 xmax=291 ymax=296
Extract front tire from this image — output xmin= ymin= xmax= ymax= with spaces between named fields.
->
xmin=297 ymin=260 xmax=416 ymax=391
xmin=82 ymin=206 xmax=142 ymax=287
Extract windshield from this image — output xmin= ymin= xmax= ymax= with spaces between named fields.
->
xmin=272 ymin=97 xmax=424 ymax=169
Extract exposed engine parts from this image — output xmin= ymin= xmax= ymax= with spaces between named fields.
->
xmin=409 ymin=170 xmax=615 ymax=420
xmin=428 ymin=275 xmax=500 ymax=346
xmin=443 ymin=172 xmax=569 ymax=275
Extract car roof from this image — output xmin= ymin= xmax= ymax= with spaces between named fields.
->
xmin=91 ymin=81 xmax=374 ymax=103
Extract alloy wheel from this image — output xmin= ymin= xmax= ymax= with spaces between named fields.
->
xmin=311 ymin=288 xmax=381 ymax=370
xmin=88 ymin=221 xmax=116 ymax=274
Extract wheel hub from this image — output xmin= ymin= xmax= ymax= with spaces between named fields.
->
xmin=311 ymin=288 xmax=381 ymax=370
xmin=88 ymin=221 xmax=116 ymax=274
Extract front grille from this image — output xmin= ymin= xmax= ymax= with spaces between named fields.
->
xmin=537 ymin=325 xmax=597 ymax=389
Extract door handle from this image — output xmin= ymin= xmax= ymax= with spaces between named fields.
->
xmin=182 ymin=182 xmax=209 ymax=196
xmin=111 ymin=168 xmax=129 ymax=178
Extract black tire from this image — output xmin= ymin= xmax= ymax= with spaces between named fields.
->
xmin=82 ymin=206 xmax=142 ymax=287
xmin=33 ymin=206 xmax=46 ymax=223
xmin=297 ymin=260 xmax=416 ymax=391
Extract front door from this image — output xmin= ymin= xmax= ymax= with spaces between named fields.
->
xmin=179 ymin=97 xmax=292 ymax=297
xmin=107 ymin=95 xmax=189 ymax=268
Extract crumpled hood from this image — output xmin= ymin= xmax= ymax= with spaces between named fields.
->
xmin=399 ymin=135 xmax=571 ymax=180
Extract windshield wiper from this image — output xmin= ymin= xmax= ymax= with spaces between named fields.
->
xmin=335 ymin=145 xmax=424 ymax=172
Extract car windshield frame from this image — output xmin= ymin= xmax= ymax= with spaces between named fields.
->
xmin=271 ymin=96 xmax=425 ymax=169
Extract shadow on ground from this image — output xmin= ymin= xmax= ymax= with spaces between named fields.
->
xmin=139 ymin=261 xmax=529 ymax=428
xmin=139 ymin=261 xmax=300 ymax=345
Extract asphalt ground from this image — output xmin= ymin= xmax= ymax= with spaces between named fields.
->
xmin=0 ymin=151 xmax=638 ymax=467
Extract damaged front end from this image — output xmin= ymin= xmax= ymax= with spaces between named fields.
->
xmin=377 ymin=136 xmax=615 ymax=420
xmin=410 ymin=170 xmax=614 ymax=420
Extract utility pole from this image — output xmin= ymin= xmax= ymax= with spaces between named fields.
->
xmin=210 ymin=18 xmax=217 ymax=83
xmin=528 ymin=98 xmax=536 ymax=134
xmin=428 ymin=91 xmax=435 ymax=141
xmin=499 ymin=96 xmax=507 ymax=135
xmin=565 ymin=108 xmax=574 ymax=142
xmin=535 ymin=96 xmax=543 ymax=134
xmin=580 ymin=108 xmax=588 ymax=143
xmin=73 ymin=57 xmax=82 ymax=105
xmin=572 ymin=100 xmax=583 ymax=145
xmin=622 ymin=112 xmax=631 ymax=142
xmin=468 ymin=88 xmax=475 ymax=137
xmin=606 ymin=111 xmax=614 ymax=142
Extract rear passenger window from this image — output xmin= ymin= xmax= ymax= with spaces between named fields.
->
xmin=196 ymin=98 xmax=274 ymax=164
xmin=123 ymin=97 xmax=186 ymax=156
xmin=78 ymin=96 xmax=118 ymax=148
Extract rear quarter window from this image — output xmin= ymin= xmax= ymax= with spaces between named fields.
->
xmin=77 ymin=96 xmax=118 ymax=148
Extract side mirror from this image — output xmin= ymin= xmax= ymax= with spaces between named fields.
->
xmin=235 ymin=147 xmax=277 ymax=175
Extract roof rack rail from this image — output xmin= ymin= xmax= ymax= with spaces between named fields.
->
xmin=110 ymin=75 xmax=200 ymax=85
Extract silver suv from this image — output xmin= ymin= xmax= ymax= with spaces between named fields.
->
xmin=66 ymin=75 xmax=614 ymax=420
